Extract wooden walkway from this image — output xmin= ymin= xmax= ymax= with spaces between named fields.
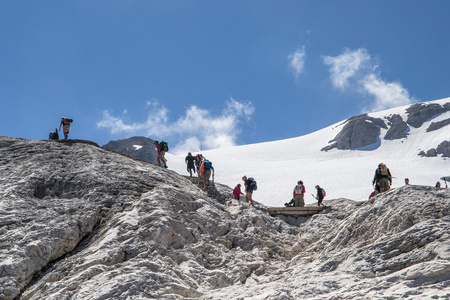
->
xmin=267 ymin=206 xmax=324 ymax=217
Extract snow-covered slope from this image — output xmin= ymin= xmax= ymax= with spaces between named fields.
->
xmin=167 ymin=98 xmax=450 ymax=207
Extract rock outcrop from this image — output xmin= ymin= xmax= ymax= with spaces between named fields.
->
xmin=321 ymin=114 xmax=387 ymax=151
xmin=0 ymin=136 xmax=449 ymax=299
xmin=419 ymin=140 xmax=450 ymax=158
xmin=322 ymin=101 xmax=450 ymax=156
xmin=102 ymin=136 xmax=158 ymax=164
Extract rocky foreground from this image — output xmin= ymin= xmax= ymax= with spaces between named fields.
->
xmin=0 ymin=136 xmax=449 ymax=299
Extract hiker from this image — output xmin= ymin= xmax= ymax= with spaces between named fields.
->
xmin=201 ymin=159 xmax=214 ymax=189
xmin=242 ymin=176 xmax=256 ymax=206
xmin=293 ymin=180 xmax=305 ymax=207
xmin=185 ymin=152 xmax=195 ymax=177
xmin=315 ymin=185 xmax=325 ymax=207
xmin=405 ymin=178 xmax=409 ymax=185
xmin=59 ymin=117 xmax=73 ymax=140
xmin=233 ymin=184 xmax=244 ymax=200
xmin=284 ymin=199 xmax=294 ymax=207
xmin=194 ymin=154 xmax=203 ymax=184
xmin=154 ymin=141 xmax=167 ymax=168
xmin=372 ymin=163 xmax=392 ymax=193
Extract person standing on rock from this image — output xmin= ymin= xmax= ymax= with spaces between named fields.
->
xmin=185 ymin=152 xmax=195 ymax=177
xmin=201 ymin=159 xmax=214 ymax=189
xmin=194 ymin=154 xmax=203 ymax=184
xmin=154 ymin=141 xmax=167 ymax=168
xmin=293 ymin=180 xmax=305 ymax=207
xmin=59 ymin=117 xmax=73 ymax=140
xmin=373 ymin=163 xmax=392 ymax=193
xmin=242 ymin=176 xmax=255 ymax=206
xmin=315 ymin=185 xmax=325 ymax=207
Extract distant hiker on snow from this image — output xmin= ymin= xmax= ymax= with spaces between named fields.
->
xmin=314 ymin=185 xmax=325 ymax=207
xmin=233 ymin=184 xmax=244 ymax=200
xmin=185 ymin=152 xmax=195 ymax=177
xmin=59 ymin=117 xmax=73 ymax=140
xmin=372 ymin=163 xmax=392 ymax=193
xmin=201 ymin=159 xmax=214 ymax=190
xmin=242 ymin=176 xmax=257 ymax=206
xmin=154 ymin=141 xmax=168 ymax=168
xmin=293 ymin=180 xmax=305 ymax=207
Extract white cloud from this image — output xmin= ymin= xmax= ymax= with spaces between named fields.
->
xmin=323 ymin=48 xmax=414 ymax=112
xmin=323 ymin=48 xmax=371 ymax=90
xmin=361 ymin=74 xmax=412 ymax=112
xmin=97 ymin=98 xmax=255 ymax=153
xmin=288 ymin=46 xmax=306 ymax=79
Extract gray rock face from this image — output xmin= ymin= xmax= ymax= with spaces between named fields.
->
xmin=427 ymin=118 xmax=450 ymax=132
xmin=1 ymin=136 xmax=449 ymax=299
xmin=322 ymin=101 xmax=450 ymax=156
xmin=384 ymin=114 xmax=409 ymax=140
xmin=419 ymin=140 xmax=450 ymax=158
xmin=102 ymin=136 xmax=158 ymax=164
xmin=322 ymin=114 xmax=387 ymax=151
xmin=406 ymin=103 xmax=446 ymax=128
xmin=437 ymin=140 xmax=450 ymax=157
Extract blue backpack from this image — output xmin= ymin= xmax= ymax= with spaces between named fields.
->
xmin=248 ymin=177 xmax=257 ymax=190
xmin=204 ymin=160 xmax=212 ymax=170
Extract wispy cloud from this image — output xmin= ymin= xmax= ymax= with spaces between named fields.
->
xmin=97 ymin=98 xmax=255 ymax=153
xmin=323 ymin=48 xmax=372 ymax=90
xmin=288 ymin=46 xmax=306 ymax=79
xmin=323 ymin=48 xmax=414 ymax=112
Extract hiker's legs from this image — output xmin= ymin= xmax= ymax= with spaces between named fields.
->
xmin=379 ymin=178 xmax=389 ymax=192
xmin=203 ymin=170 xmax=211 ymax=189
xmin=246 ymin=188 xmax=254 ymax=205
xmin=63 ymin=125 xmax=70 ymax=139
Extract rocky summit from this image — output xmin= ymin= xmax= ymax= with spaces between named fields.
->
xmin=0 ymin=136 xmax=449 ymax=299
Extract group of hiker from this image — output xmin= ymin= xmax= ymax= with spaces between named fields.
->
xmin=284 ymin=182 xmax=326 ymax=208
xmin=184 ymin=153 xmax=215 ymax=190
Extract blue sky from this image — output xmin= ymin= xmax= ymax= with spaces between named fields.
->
xmin=1 ymin=1 xmax=449 ymax=153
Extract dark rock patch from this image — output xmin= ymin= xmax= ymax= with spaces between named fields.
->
xmin=406 ymin=103 xmax=445 ymax=128
xmin=102 ymin=136 xmax=157 ymax=164
xmin=427 ymin=118 xmax=450 ymax=132
xmin=322 ymin=114 xmax=387 ymax=151
xmin=418 ymin=140 xmax=450 ymax=158
xmin=384 ymin=114 xmax=409 ymax=140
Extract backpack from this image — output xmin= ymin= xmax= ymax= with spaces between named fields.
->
xmin=203 ymin=160 xmax=212 ymax=170
xmin=321 ymin=188 xmax=326 ymax=198
xmin=379 ymin=164 xmax=389 ymax=176
xmin=294 ymin=185 xmax=303 ymax=194
xmin=160 ymin=141 xmax=169 ymax=152
xmin=194 ymin=155 xmax=202 ymax=166
xmin=248 ymin=177 xmax=257 ymax=191
xmin=49 ymin=128 xmax=59 ymax=140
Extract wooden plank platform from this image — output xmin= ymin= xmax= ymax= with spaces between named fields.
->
xmin=267 ymin=206 xmax=324 ymax=217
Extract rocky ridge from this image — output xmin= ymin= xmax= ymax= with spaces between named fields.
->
xmin=0 ymin=136 xmax=449 ymax=299
xmin=322 ymin=101 xmax=450 ymax=153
